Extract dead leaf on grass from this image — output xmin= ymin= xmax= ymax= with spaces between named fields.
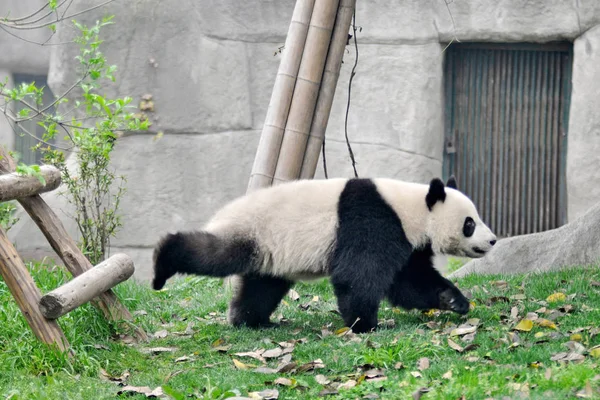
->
xmin=315 ymin=374 xmax=330 ymax=385
xmin=589 ymin=345 xmax=600 ymax=358
xmin=536 ymin=318 xmax=557 ymax=330
xmin=99 ymin=369 xmax=130 ymax=385
xmin=288 ymin=289 xmax=300 ymax=301
xmin=514 ymin=319 xmax=534 ymax=332
xmin=262 ymin=348 xmax=283 ymax=359
xmin=575 ymin=382 xmax=594 ymax=398
xmin=546 ymin=292 xmax=566 ymax=303
xmin=410 ymin=371 xmax=422 ymax=378
xmin=442 ymin=370 xmax=453 ymax=379
xmin=447 ymin=338 xmax=464 ymax=352
xmin=511 ymin=294 xmax=527 ymax=300
xmin=412 ymin=387 xmax=431 ymax=400
xmin=142 ymin=347 xmax=178 ymax=355
xmin=233 ymin=358 xmax=256 ymax=370
xmin=116 ymin=385 xmax=165 ymax=398
xmin=450 ymin=325 xmax=477 ymax=337
xmin=248 ymin=388 xmax=279 ymax=399
xmin=550 ymin=352 xmax=585 ymax=363
xmin=417 ymin=357 xmax=430 ymax=371
xmin=153 ymin=329 xmax=168 ymax=339
xmin=297 ymin=359 xmax=326 ymax=372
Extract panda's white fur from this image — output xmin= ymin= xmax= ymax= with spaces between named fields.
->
xmin=202 ymin=178 xmax=494 ymax=280
xmin=152 ymin=176 xmax=496 ymax=333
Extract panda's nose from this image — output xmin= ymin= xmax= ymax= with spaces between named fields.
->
xmin=490 ymin=239 xmax=497 ymax=246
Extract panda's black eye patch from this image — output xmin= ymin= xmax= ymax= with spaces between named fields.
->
xmin=463 ymin=217 xmax=475 ymax=237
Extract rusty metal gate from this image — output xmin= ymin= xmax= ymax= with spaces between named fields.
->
xmin=443 ymin=43 xmax=572 ymax=237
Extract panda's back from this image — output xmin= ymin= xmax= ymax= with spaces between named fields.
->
xmin=204 ymin=178 xmax=349 ymax=279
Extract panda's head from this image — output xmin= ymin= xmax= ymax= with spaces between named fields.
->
xmin=425 ymin=176 xmax=496 ymax=258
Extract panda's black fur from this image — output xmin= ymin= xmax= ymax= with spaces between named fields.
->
xmin=153 ymin=177 xmax=474 ymax=333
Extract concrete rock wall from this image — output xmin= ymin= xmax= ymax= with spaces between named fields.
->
xmin=567 ymin=25 xmax=600 ymax=221
xmin=2 ymin=0 xmax=600 ymax=281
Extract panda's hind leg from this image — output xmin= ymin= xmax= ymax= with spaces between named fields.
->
xmin=227 ymin=273 xmax=293 ymax=328
xmin=387 ymin=245 xmax=470 ymax=315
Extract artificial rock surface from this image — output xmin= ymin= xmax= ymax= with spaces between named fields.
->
xmin=2 ymin=0 xmax=600 ymax=281
xmin=450 ymin=200 xmax=600 ymax=278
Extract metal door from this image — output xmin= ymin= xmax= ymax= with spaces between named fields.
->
xmin=443 ymin=43 xmax=572 ymax=237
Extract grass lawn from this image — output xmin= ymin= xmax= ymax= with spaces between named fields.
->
xmin=1 ymin=261 xmax=600 ymax=399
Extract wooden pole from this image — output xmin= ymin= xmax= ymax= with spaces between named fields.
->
xmin=0 ymin=146 xmax=148 ymax=342
xmin=300 ymin=0 xmax=357 ymax=178
xmin=40 ymin=253 xmax=134 ymax=319
xmin=273 ymin=0 xmax=340 ymax=184
xmin=247 ymin=0 xmax=316 ymax=192
xmin=0 ymin=165 xmax=62 ymax=202
xmin=0 ymin=227 xmax=69 ymax=351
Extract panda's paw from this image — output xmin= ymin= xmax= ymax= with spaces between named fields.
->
xmin=439 ymin=288 xmax=470 ymax=315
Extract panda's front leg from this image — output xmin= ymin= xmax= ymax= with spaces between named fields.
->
xmin=330 ymin=253 xmax=396 ymax=334
xmin=387 ymin=245 xmax=470 ymax=315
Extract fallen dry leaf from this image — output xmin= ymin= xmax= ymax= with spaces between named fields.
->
xmin=274 ymin=377 xmax=294 ymax=387
xmin=575 ymin=382 xmax=594 ymax=398
xmin=338 ymin=379 xmax=357 ymax=390
xmin=412 ymin=387 xmax=431 ymax=400
xmin=511 ymin=294 xmax=527 ymax=300
xmin=141 ymin=347 xmax=178 ymax=355
xmin=589 ymin=345 xmax=600 ymax=358
xmin=546 ymin=292 xmax=566 ymax=303
xmin=514 ymin=319 xmax=534 ymax=332
xmin=253 ymin=367 xmax=278 ymax=374
xmin=262 ymin=348 xmax=283 ymax=359
xmin=233 ymin=358 xmax=253 ymax=370
xmin=248 ymin=388 xmax=279 ymax=399
xmin=417 ymin=357 xmax=430 ymax=371
xmin=448 ymin=338 xmax=464 ymax=352
xmin=174 ymin=355 xmax=192 ymax=363
xmin=153 ymin=329 xmax=168 ymax=339
xmin=550 ymin=352 xmax=585 ymax=363
xmin=315 ymin=374 xmax=330 ymax=385
xmin=318 ymin=388 xmax=338 ymax=397
xmin=450 ymin=325 xmax=477 ymax=337
xmin=234 ymin=350 xmax=266 ymax=363
xmin=288 ymin=289 xmax=300 ymax=301
xmin=116 ymin=385 xmax=165 ymax=398
xmin=442 ymin=370 xmax=453 ymax=380
xmin=297 ymin=359 xmax=325 ymax=372
xmin=99 ymin=369 xmax=130 ymax=385
xmin=410 ymin=371 xmax=422 ymax=378
xmin=536 ymin=318 xmax=557 ymax=330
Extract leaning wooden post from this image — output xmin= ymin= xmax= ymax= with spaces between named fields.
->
xmin=40 ymin=253 xmax=134 ymax=319
xmin=247 ymin=0 xmax=316 ymax=192
xmin=0 ymin=224 xmax=69 ymax=351
xmin=273 ymin=0 xmax=340 ymax=183
xmin=0 ymin=146 xmax=147 ymax=342
xmin=300 ymin=0 xmax=357 ymax=178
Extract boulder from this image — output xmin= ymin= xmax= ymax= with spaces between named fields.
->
xmin=450 ymin=201 xmax=600 ymax=278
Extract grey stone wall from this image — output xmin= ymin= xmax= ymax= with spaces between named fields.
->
xmin=2 ymin=1 xmax=600 ymax=281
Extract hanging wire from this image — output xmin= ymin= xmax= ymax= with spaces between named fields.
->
xmin=322 ymin=9 xmax=360 ymax=179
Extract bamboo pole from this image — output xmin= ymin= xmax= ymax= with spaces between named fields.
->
xmin=273 ymin=0 xmax=340 ymax=184
xmin=0 ymin=146 xmax=148 ymax=342
xmin=0 ymin=227 xmax=69 ymax=352
xmin=300 ymin=0 xmax=357 ymax=178
xmin=246 ymin=0 xmax=316 ymax=192
xmin=0 ymin=165 xmax=61 ymax=201
xmin=40 ymin=253 xmax=134 ymax=319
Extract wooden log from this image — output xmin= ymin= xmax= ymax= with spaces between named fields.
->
xmin=247 ymin=0 xmax=316 ymax=192
xmin=0 ymin=146 xmax=148 ymax=342
xmin=300 ymin=0 xmax=357 ymax=178
xmin=40 ymin=253 xmax=134 ymax=319
xmin=0 ymin=227 xmax=69 ymax=351
xmin=273 ymin=0 xmax=340 ymax=184
xmin=0 ymin=165 xmax=61 ymax=202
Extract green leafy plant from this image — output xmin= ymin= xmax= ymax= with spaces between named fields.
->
xmin=0 ymin=15 xmax=148 ymax=265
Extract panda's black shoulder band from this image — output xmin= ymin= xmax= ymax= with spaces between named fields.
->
xmin=426 ymin=178 xmax=446 ymax=210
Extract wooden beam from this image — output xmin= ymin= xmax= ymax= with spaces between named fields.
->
xmin=0 ymin=165 xmax=61 ymax=202
xmin=0 ymin=227 xmax=69 ymax=351
xmin=300 ymin=0 xmax=357 ymax=178
xmin=0 ymin=146 xmax=148 ymax=342
xmin=247 ymin=0 xmax=316 ymax=192
xmin=40 ymin=253 xmax=134 ymax=319
xmin=273 ymin=0 xmax=340 ymax=183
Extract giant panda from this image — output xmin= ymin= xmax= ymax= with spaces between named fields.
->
xmin=151 ymin=176 xmax=496 ymax=333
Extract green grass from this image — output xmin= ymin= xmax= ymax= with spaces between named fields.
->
xmin=1 ymin=261 xmax=600 ymax=399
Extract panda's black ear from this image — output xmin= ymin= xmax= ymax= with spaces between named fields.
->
xmin=426 ymin=178 xmax=447 ymax=211
xmin=446 ymin=175 xmax=457 ymax=190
